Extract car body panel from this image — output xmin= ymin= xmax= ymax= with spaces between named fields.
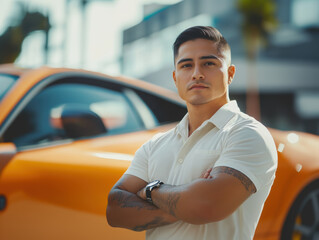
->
xmin=0 ymin=127 xmax=173 ymax=239
xmin=255 ymin=129 xmax=319 ymax=238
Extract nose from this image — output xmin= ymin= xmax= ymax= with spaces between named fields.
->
xmin=192 ymin=65 xmax=204 ymax=81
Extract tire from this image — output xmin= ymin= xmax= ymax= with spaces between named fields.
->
xmin=281 ymin=179 xmax=319 ymax=240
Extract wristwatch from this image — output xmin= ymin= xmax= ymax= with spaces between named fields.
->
xmin=146 ymin=180 xmax=163 ymax=203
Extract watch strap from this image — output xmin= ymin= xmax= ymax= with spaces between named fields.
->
xmin=146 ymin=180 xmax=163 ymax=203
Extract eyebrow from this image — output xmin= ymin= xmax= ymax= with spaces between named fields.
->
xmin=201 ymin=55 xmax=219 ymax=60
xmin=176 ymin=55 xmax=219 ymax=65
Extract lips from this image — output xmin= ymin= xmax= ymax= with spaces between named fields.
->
xmin=189 ymin=83 xmax=208 ymax=90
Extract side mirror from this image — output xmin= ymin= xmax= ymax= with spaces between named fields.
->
xmin=0 ymin=142 xmax=17 ymax=175
xmin=60 ymin=105 xmax=107 ymax=139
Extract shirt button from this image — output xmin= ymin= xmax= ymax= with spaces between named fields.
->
xmin=178 ymin=158 xmax=183 ymax=164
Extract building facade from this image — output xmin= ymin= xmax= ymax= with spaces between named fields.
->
xmin=121 ymin=0 xmax=319 ymax=135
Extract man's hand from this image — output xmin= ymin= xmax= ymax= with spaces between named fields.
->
xmin=200 ymin=168 xmax=213 ymax=179
xmin=136 ymin=186 xmax=147 ymax=200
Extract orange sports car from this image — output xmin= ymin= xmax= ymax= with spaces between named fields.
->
xmin=0 ymin=65 xmax=318 ymax=240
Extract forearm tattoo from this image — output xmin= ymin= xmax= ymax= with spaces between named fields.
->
xmin=109 ymin=183 xmax=174 ymax=231
xmin=109 ymin=189 xmax=157 ymax=210
xmin=212 ymin=166 xmax=257 ymax=193
xmin=132 ymin=217 xmax=172 ymax=231
xmin=153 ymin=186 xmax=181 ymax=218
xmin=166 ymin=192 xmax=180 ymax=217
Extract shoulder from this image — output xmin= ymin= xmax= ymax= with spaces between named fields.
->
xmin=142 ymin=127 xmax=176 ymax=151
xmin=217 ymin=113 xmax=278 ymax=190
xmin=229 ymin=112 xmax=273 ymax=141
xmin=224 ymin=112 xmax=277 ymax=157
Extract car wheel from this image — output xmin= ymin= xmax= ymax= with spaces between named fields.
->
xmin=281 ymin=180 xmax=319 ymax=240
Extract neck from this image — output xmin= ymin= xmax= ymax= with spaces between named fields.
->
xmin=187 ymin=99 xmax=229 ymax=136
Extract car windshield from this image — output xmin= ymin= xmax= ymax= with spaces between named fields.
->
xmin=0 ymin=74 xmax=18 ymax=101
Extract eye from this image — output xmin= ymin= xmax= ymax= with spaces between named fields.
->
xmin=181 ymin=63 xmax=192 ymax=68
xmin=204 ymin=61 xmax=215 ymax=66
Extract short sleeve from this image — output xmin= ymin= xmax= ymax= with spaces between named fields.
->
xmin=214 ymin=124 xmax=278 ymax=192
xmin=124 ymin=140 xmax=150 ymax=182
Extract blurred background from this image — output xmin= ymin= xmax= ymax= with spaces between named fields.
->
xmin=0 ymin=0 xmax=318 ymax=135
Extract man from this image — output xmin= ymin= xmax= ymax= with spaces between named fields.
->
xmin=107 ymin=26 xmax=277 ymax=240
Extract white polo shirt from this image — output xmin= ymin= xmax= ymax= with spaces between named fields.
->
xmin=125 ymin=100 xmax=278 ymax=240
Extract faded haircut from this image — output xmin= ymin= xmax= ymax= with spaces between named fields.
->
xmin=173 ymin=26 xmax=231 ymax=65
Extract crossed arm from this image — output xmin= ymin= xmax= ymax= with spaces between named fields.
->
xmin=106 ymin=174 xmax=177 ymax=231
xmin=106 ymin=166 xmax=256 ymax=231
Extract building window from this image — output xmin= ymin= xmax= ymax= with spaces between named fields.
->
xmin=292 ymin=0 xmax=319 ymax=28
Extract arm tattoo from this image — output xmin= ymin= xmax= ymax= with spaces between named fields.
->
xmin=152 ymin=186 xmax=181 ymax=218
xmin=132 ymin=216 xmax=172 ymax=231
xmin=109 ymin=180 xmax=157 ymax=210
xmin=109 ymin=184 xmax=174 ymax=231
xmin=166 ymin=192 xmax=180 ymax=217
xmin=109 ymin=189 xmax=157 ymax=210
xmin=212 ymin=166 xmax=257 ymax=194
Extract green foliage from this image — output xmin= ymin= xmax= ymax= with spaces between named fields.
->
xmin=0 ymin=4 xmax=50 ymax=64
xmin=237 ymin=0 xmax=278 ymax=59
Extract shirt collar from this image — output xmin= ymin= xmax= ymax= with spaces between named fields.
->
xmin=209 ymin=100 xmax=240 ymax=129
xmin=175 ymin=113 xmax=189 ymax=138
xmin=175 ymin=100 xmax=240 ymax=136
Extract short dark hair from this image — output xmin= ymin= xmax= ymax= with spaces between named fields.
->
xmin=173 ymin=26 xmax=231 ymax=63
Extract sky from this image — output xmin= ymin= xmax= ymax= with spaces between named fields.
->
xmin=0 ymin=0 xmax=181 ymax=74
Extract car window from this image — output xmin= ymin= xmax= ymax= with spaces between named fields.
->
xmin=134 ymin=89 xmax=187 ymax=124
xmin=0 ymin=74 xmax=18 ymax=101
xmin=3 ymin=82 xmax=143 ymax=147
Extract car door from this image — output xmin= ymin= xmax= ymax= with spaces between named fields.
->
xmin=0 ymin=72 xmax=180 ymax=239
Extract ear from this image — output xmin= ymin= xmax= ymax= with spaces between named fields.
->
xmin=227 ymin=65 xmax=235 ymax=85
xmin=173 ymin=70 xmax=177 ymax=86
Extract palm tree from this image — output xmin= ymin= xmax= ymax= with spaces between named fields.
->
xmin=236 ymin=0 xmax=277 ymax=121
xmin=0 ymin=4 xmax=50 ymax=64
